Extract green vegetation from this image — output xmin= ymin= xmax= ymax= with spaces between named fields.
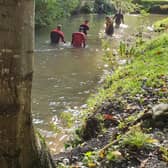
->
xmin=87 ymin=34 xmax=168 ymax=109
xmin=35 ymin=0 xmax=168 ymax=27
xmin=83 ymin=151 xmax=98 ymax=167
xmin=80 ymin=1 xmax=94 ymax=13
xmin=35 ymin=0 xmax=140 ymax=27
xmin=94 ymin=0 xmax=138 ymax=14
xmin=60 ymin=111 xmax=74 ymax=128
xmin=153 ymin=17 xmax=168 ymax=31
xmin=121 ymin=125 xmax=156 ymax=149
xmin=160 ymin=146 xmax=168 ymax=162
xmin=106 ymin=150 xmax=123 ymax=161
xmin=35 ymin=0 xmax=80 ymax=27
xmin=94 ymin=0 xmax=116 ymax=14
xmin=118 ymin=112 xmax=143 ymax=129
xmin=135 ymin=0 xmax=168 ymax=13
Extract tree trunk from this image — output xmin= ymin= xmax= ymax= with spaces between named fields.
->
xmin=0 ymin=1 xmax=55 ymax=168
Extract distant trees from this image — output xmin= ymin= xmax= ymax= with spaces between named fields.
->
xmin=35 ymin=0 xmax=80 ymax=27
xmin=94 ymin=0 xmax=116 ymax=14
xmin=110 ymin=0 xmax=138 ymax=13
xmin=94 ymin=0 xmax=137 ymax=14
xmin=35 ymin=0 xmax=138 ymax=27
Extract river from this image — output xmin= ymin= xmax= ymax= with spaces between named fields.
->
xmin=33 ymin=14 xmax=167 ymax=153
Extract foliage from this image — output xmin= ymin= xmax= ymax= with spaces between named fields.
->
xmin=64 ymin=128 xmax=83 ymax=149
xmin=160 ymin=146 xmax=168 ymax=162
xmin=102 ymin=39 xmax=118 ymax=69
xmin=60 ymin=111 xmax=74 ymax=128
xmin=49 ymin=122 xmax=61 ymax=133
xmin=153 ymin=17 xmax=168 ymax=32
xmin=121 ymin=125 xmax=157 ymax=149
xmin=94 ymin=0 xmax=138 ymax=13
xmin=111 ymin=0 xmax=139 ymax=13
xmin=94 ymin=0 xmax=116 ymax=14
xmin=87 ymin=34 xmax=168 ymax=110
xmin=66 ymin=134 xmax=82 ymax=148
xmin=80 ymin=2 xmax=93 ymax=13
xmin=119 ymin=41 xmax=136 ymax=61
xmin=82 ymin=151 xmax=98 ymax=167
xmin=35 ymin=0 xmax=80 ymax=27
xmin=102 ymin=39 xmax=136 ymax=69
xmin=106 ymin=150 xmax=122 ymax=161
xmin=135 ymin=0 xmax=168 ymax=14
xmin=118 ymin=112 xmax=144 ymax=129
xmin=36 ymin=130 xmax=47 ymax=144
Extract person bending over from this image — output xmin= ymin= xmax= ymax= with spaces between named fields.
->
xmin=50 ymin=25 xmax=66 ymax=44
xmin=71 ymin=28 xmax=86 ymax=48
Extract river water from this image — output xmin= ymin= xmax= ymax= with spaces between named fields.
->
xmin=33 ymin=14 xmax=167 ymax=153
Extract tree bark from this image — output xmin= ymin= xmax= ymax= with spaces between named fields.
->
xmin=0 ymin=1 xmax=55 ymax=167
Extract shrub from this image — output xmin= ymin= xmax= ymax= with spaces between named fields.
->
xmin=122 ymin=125 xmax=157 ymax=149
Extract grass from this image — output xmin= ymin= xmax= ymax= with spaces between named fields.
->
xmin=160 ymin=146 xmax=168 ymax=162
xmin=87 ymin=34 xmax=168 ymax=109
xmin=153 ymin=17 xmax=168 ymax=31
xmin=121 ymin=125 xmax=157 ymax=149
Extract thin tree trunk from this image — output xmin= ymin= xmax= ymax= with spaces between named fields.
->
xmin=0 ymin=1 xmax=55 ymax=167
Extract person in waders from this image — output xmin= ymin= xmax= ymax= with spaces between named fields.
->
xmin=50 ymin=24 xmax=66 ymax=44
xmin=113 ymin=10 xmax=124 ymax=28
xmin=79 ymin=20 xmax=89 ymax=35
xmin=105 ymin=16 xmax=114 ymax=36
xmin=71 ymin=27 xmax=86 ymax=48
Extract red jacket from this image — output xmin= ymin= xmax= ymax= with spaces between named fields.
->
xmin=51 ymin=29 xmax=65 ymax=43
xmin=52 ymin=29 xmax=64 ymax=37
xmin=71 ymin=32 xmax=86 ymax=48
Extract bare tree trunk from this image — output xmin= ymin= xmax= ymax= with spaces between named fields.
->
xmin=0 ymin=1 xmax=55 ymax=168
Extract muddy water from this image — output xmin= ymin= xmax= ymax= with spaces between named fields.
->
xmin=33 ymin=14 xmax=167 ymax=153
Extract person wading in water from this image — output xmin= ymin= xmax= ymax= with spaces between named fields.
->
xmin=105 ymin=16 xmax=114 ymax=36
xmin=71 ymin=27 xmax=86 ymax=48
xmin=113 ymin=9 xmax=124 ymax=28
xmin=79 ymin=20 xmax=89 ymax=35
xmin=50 ymin=24 xmax=66 ymax=44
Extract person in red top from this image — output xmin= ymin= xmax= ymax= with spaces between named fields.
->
xmin=50 ymin=25 xmax=66 ymax=44
xmin=71 ymin=27 xmax=86 ymax=48
xmin=79 ymin=20 xmax=89 ymax=35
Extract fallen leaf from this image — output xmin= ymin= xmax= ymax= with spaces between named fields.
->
xmin=103 ymin=114 xmax=113 ymax=120
xmin=99 ymin=150 xmax=105 ymax=158
xmin=88 ymin=162 xmax=96 ymax=168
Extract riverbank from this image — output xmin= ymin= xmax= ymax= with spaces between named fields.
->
xmin=138 ymin=0 xmax=168 ymax=14
xmin=54 ymin=22 xmax=168 ymax=167
xmin=154 ymin=17 xmax=168 ymax=31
